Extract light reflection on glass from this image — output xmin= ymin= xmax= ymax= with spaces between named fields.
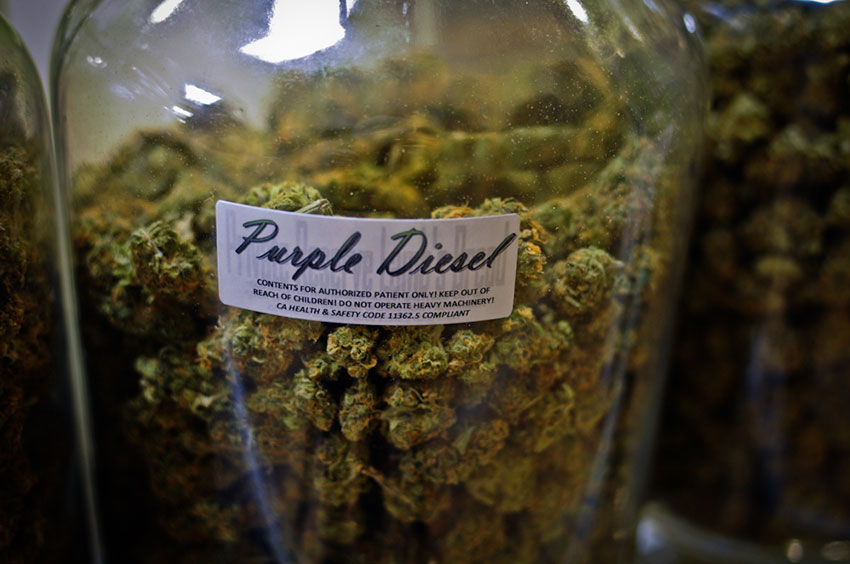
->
xmin=635 ymin=515 xmax=665 ymax=553
xmin=623 ymin=15 xmax=643 ymax=40
xmin=642 ymin=0 xmax=660 ymax=13
xmin=149 ymin=0 xmax=186 ymax=24
xmin=86 ymin=55 xmax=106 ymax=68
xmin=822 ymin=541 xmax=850 ymax=561
xmin=565 ymin=0 xmax=590 ymax=24
xmin=171 ymin=105 xmax=193 ymax=120
xmin=683 ymin=13 xmax=697 ymax=34
xmin=184 ymin=84 xmax=221 ymax=105
xmin=786 ymin=539 xmax=804 ymax=563
xmin=240 ymin=0 xmax=348 ymax=64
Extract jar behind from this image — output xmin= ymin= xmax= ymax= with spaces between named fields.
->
xmin=647 ymin=1 xmax=850 ymax=562
xmin=52 ymin=1 xmax=704 ymax=562
xmin=0 ymin=13 xmax=91 ymax=564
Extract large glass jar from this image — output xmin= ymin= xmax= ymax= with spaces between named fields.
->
xmin=646 ymin=1 xmax=850 ymax=562
xmin=52 ymin=1 xmax=704 ymax=562
xmin=0 ymin=13 xmax=90 ymax=564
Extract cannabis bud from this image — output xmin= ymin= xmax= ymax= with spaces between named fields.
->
xmin=1 ymin=36 xmax=70 ymax=562
xmin=654 ymin=0 xmax=850 ymax=549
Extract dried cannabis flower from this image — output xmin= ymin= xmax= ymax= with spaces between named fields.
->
xmin=70 ymin=38 xmax=694 ymax=564
xmin=654 ymin=0 xmax=850 ymax=549
xmin=0 ymin=78 xmax=66 ymax=561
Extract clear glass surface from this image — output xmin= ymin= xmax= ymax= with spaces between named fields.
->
xmin=0 ymin=13 xmax=87 ymax=564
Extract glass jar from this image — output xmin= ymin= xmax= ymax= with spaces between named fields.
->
xmin=52 ymin=1 xmax=705 ymax=562
xmin=0 ymin=13 xmax=91 ymax=564
xmin=647 ymin=1 xmax=850 ymax=562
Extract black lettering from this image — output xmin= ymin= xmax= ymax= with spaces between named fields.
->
xmin=449 ymin=252 xmax=469 ymax=272
xmin=467 ymin=251 xmax=488 ymax=271
xmin=377 ymin=229 xmax=427 ymax=276
xmin=330 ymin=232 xmax=363 ymax=274
xmin=235 ymin=219 xmax=278 ymax=254
xmin=433 ymin=253 xmax=455 ymax=274
xmin=485 ymin=234 xmax=518 ymax=267
xmin=343 ymin=254 xmax=363 ymax=272
xmin=291 ymin=248 xmax=327 ymax=280
xmin=261 ymin=246 xmax=307 ymax=266
xmin=408 ymin=255 xmax=435 ymax=275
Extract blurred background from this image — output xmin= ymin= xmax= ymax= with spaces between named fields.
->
xmin=1 ymin=0 xmax=68 ymax=92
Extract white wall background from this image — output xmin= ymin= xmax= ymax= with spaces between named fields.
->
xmin=1 ymin=0 xmax=69 ymax=94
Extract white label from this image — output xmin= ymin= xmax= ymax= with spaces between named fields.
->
xmin=215 ymin=200 xmax=519 ymax=326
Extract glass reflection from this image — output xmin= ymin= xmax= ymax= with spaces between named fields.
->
xmin=241 ymin=0 xmax=348 ymax=64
